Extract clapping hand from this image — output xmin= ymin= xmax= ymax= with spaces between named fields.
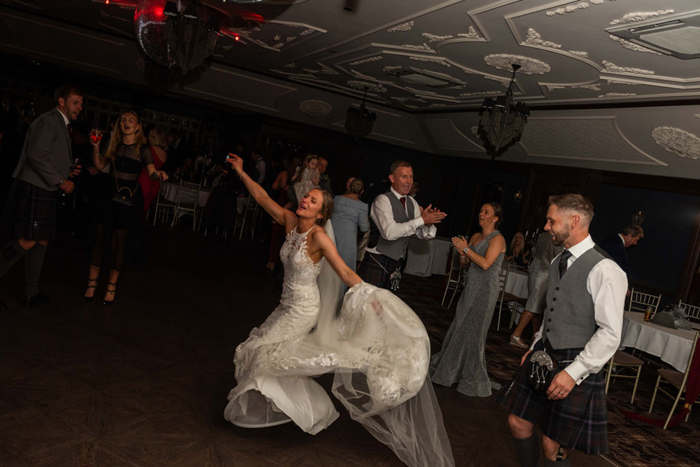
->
xmin=421 ymin=204 xmax=447 ymax=225
xmin=452 ymin=236 xmax=468 ymax=252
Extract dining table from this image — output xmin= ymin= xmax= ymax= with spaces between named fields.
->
xmin=504 ymin=266 xmax=529 ymax=299
xmin=621 ymin=311 xmax=698 ymax=372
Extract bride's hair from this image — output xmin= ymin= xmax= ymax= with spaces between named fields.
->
xmin=315 ymin=190 xmax=334 ymax=226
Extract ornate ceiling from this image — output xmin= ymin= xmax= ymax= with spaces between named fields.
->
xmin=1 ymin=0 xmax=700 ymax=179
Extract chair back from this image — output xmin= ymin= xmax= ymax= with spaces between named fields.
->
xmin=628 ymin=288 xmax=662 ymax=314
xmin=178 ymin=180 xmax=202 ymax=208
xmin=679 ymin=301 xmax=700 ymax=324
xmin=498 ymin=261 xmax=512 ymax=297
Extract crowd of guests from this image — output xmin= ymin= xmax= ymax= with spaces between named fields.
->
xmin=0 ymin=83 xmax=644 ymax=467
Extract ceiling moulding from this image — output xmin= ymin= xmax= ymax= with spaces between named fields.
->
xmin=609 ymin=10 xmax=675 ymax=26
xmin=602 ymin=60 xmax=654 ymax=75
xmin=607 ymin=9 xmax=700 ymax=59
xmin=236 ymin=21 xmax=326 ymax=53
xmin=424 ymin=119 xmax=483 ymax=152
xmin=182 ymin=65 xmax=298 ymax=113
xmin=609 ymin=35 xmax=663 ymax=55
xmin=299 ymin=100 xmax=332 ymax=116
xmin=504 ymin=8 xmax=601 ymax=71
xmin=544 ymin=1 xmax=608 ymax=17
xmin=520 ymin=117 xmax=667 ymax=166
xmin=387 ymin=21 xmax=414 ymax=33
xmin=652 ymin=127 xmax=700 ymax=161
xmin=484 ymin=54 xmax=551 ymax=75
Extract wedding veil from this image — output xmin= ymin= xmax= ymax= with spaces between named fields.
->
xmin=314 ymin=221 xmax=455 ymax=467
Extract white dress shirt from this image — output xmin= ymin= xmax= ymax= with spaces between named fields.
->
xmin=532 ymin=234 xmax=628 ymax=384
xmin=366 ymin=187 xmax=436 ymax=257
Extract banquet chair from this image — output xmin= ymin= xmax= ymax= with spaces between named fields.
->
xmin=648 ymin=331 xmax=700 ymax=429
xmin=628 ymin=288 xmax=662 ymax=317
xmin=172 ymin=180 xmax=202 ymax=231
xmin=152 ymin=183 xmax=177 ymax=226
xmin=233 ymin=196 xmax=260 ymax=240
xmin=679 ymin=301 xmax=700 ymax=324
xmin=604 ymin=350 xmax=645 ymax=404
xmin=495 ymin=261 xmax=521 ymax=332
xmin=441 ymin=246 xmax=464 ymax=308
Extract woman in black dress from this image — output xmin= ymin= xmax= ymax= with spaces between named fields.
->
xmin=83 ymin=111 xmax=167 ymax=304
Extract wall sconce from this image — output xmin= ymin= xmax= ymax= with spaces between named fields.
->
xmin=631 ymin=210 xmax=644 ymax=225
xmin=514 ymin=191 xmax=523 ymax=203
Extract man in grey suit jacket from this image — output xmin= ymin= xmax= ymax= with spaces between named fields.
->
xmin=0 ymin=85 xmax=83 ymax=310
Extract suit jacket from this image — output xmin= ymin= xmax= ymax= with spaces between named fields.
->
xmin=12 ymin=108 xmax=73 ymax=191
xmin=600 ymin=235 xmax=628 ymax=273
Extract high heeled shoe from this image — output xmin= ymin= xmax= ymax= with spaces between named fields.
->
xmin=84 ymin=278 xmax=98 ymax=302
xmin=103 ymin=282 xmax=117 ymax=306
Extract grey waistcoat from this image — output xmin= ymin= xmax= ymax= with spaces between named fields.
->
xmin=376 ymin=192 xmax=415 ymax=261
xmin=541 ymin=246 xmax=607 ymax=350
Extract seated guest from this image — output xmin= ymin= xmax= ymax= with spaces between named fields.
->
xmin=333 ymin=178 xmax=370 ymax=274
xmin=506 ymin=232 xmax=529 ymax=267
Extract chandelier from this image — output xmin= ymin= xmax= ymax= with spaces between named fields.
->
xmin=477 ymin=64 xmax=529 ymax=159
xmin=345 ymin=87 xmax=376 ymax=140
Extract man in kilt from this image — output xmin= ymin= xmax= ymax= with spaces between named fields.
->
xmin=499 ymin=194 xmax=627 ymax=466
xmin=0 ymin=85 xmax=83 ymax=310
xmin=357 ymin=160 xmax=446 ymax=289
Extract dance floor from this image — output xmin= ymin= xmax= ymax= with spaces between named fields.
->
xmin=0 ymin=226 xmax=696 ymax=466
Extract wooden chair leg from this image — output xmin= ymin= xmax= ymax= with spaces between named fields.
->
xmin=664 ymin=389 xmax=684 ymax=429
xmin=631 ymin=367 xmax=641 ymax=404
xmin=649 ymin=374 xmax=661 ymax=413
xmin=604 ymin=359 xmax=613 ymax=395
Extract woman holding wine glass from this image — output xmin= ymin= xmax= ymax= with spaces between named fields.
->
xmin=83 ymin=111 xmax=167 ymax=305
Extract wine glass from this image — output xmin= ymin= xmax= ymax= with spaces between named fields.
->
xmin=89 ymin=128 xmax=103 ymax=145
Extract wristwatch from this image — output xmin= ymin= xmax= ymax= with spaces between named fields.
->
xmin=58 ymin=179 xmax=66 ymax=186
xmin=463 ymin=246 xmax=470 ymax=254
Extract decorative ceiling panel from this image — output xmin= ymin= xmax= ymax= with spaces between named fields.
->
xmin=520 ymin=117 xmax=666 ymax=166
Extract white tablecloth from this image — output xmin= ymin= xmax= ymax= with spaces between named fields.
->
xmin=621 ymin=311 xmax=697 ymax=372
xmin=505 ymin=268 xmax=529 ymax=299
xmin=162 ymin=182 xmax=211 ymax=207
xmin=404 ymin=237 xmax=451 ymax=277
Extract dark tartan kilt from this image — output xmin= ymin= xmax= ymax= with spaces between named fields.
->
xmin=357 ymin=252 xmax=402 ymax=289
xmin=498 ymin=340 xmax=609 ymax=455
xmin=0 ymin=179 xmax=59 ymax=241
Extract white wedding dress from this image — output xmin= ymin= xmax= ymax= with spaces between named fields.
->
xmin=224 ymin=224 xmax=454 ymax=467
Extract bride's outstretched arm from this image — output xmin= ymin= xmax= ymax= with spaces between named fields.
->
xmin=315 ymin=231 xmax=362 ymax=288
xmin=226 ymin=154 xmax=296 ymax=228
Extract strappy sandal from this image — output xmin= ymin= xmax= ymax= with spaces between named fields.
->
xmin=84 ymin=278 xmax=98 ymax=302
xmin=103 ymin=282 xmax=117 ymax=306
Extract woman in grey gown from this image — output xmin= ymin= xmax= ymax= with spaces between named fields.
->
xmin=430 ymin=202 xmax=506 ymax=397
xmin=332 ymin=178 xmax=370 ymax=272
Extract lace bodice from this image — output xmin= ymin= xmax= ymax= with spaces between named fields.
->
xmin=280 ymin=225 xmax=323 ymax=291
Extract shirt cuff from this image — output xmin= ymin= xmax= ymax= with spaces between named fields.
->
xmin=413 ymin=215 xmax=425 ymax=228
xmin=563 ymin=360 xmax=589 ymax=385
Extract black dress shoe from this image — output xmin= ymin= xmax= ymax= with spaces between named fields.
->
xmin=23 ymin=293 xmax=50 ymax=308
xmin=0 ymin=295 xmax=7 ymax=312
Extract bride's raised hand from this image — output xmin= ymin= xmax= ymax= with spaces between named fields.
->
xmin=225 ymin=153 xmax=244 ymax=175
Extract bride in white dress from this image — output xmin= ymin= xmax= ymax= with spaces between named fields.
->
xmin=223 ymin=154 xmax=454 ymax=467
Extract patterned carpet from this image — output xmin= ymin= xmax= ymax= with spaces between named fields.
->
xmin=395 ymin=274 xmax=700 ymax=467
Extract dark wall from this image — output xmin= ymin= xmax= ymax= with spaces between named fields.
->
xmin=590 ymin=183 xmax=700 ymax=296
